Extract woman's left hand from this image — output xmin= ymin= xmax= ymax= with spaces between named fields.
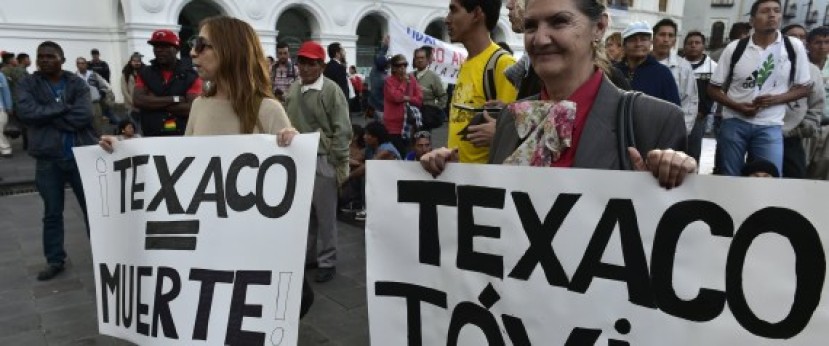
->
xmin=277 ymin=127 xmax=299 ymax=147
xmin=628 ymin=148 xmax=697 ymax=189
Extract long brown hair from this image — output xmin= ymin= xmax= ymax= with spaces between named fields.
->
xmin=199 ymin=16 xmax=275 ymax=134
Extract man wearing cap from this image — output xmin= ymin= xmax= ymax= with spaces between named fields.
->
xmin=614 ymin=21 xmax=681 ymax=106
xmin=133 ymin=29 xmax=201 ymax=137
xmin=88 ymin=48 xmax=111 ymax=83
xmin=283 ymin=41 xmax=352 ymax=283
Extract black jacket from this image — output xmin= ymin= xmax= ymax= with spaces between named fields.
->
xmin=16 ymin=71 xmax=96 ymax=159
xmin=324 ymin=60 xmax=349 ymax=99
xmin=135 ymin=59 xmax=199 ymax=136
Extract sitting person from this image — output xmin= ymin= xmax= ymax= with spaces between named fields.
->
xmin=405 ymin=130 xmax=433 ymax=161
xmin=341 ymin=124 xmax=366 ymax=213
xmin=115 ymin=120 xmax=141 ymax=140
xmin=347 ymin=121 xmax=401 ymax=221
xmin=742 ymin=159 xmax=780 ymax=178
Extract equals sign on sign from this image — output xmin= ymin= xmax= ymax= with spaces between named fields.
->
xmin=145 ymin=220 xmax=200 ymax=251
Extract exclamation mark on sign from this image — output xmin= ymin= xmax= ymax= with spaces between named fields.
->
xmin=96 ymin=157 xmax=109 ymax=217
xmin=270 ymin=272 xmax=293 ymax=346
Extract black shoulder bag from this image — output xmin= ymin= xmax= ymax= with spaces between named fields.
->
xmin=617 ymin=91 xmax=642 ymax=170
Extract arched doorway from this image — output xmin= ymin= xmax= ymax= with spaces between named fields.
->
xmin=276 ymin=8 xmax=317 ymax=62
xmin=179 ymin=0 xmax=223 ymax=65
xmin=711 ymin=21 xmax=725 ymax=49
xmin=356 ymin=14 xmax=386 ymax=70
xmin=425 ymin=19 xmax=447 ymax=42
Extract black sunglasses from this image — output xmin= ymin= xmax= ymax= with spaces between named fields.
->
xmin=188 ymin=36 xmax=213 ymax=54
xmin=393 ymin=63 xmax=408 ymax=68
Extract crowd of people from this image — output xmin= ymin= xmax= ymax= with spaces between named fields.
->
xmin=2 ymin=0 xmax=829 ymax=326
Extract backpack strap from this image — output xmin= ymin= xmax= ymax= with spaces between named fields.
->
xmin=483 ymin=48 xmax=508 ymax=101
xmin=724 ymin=37 xmax=750 ymax=93
xmin=782 ymin=35 xmax=796 ymax=85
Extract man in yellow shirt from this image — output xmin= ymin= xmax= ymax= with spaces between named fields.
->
xmin=446 ymin=0 xmax=518 ymax=163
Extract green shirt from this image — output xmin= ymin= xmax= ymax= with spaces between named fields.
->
xmin=283 ymin=76 xmax=352 ymax=165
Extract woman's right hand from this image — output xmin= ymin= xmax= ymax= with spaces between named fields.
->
xmin=99 ymin=135 xmax=117 ymax=153
xmin=420 ymin=147 xmax=459 ymax=177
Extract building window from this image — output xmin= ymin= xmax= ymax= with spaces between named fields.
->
xmin=825 ymin=5 xmax=829 ymax=26
xmin=807 ymin=9 xmax=819 ymax=24
xmin=710 ymin=21 xmax=726 ymax=49
xmin=711 ymin=0 xmax=735 ymax=7
xmin=784 ymin=1 xmax=798 ymax=18
xmin=608 ymin=0 xmax=633 ymax=10
xmin=659 ymin=0 xmax=667 ymax=12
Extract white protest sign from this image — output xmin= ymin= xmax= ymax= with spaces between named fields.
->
xmin=389 ymin=21 xmax=468 ymax=84
xmin=73 ymin=134 xmax=319 ymax=346
xmin=366 ymin=161 xmax=829 ymax=345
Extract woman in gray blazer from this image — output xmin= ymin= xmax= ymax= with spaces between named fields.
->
xmin=422 ymin=0 xmax=696 ymax=189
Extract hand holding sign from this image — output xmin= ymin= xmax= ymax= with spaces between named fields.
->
xmin=419 ymin=147 xmax=459 ymax=177
xmin=628 ymin=148 xmax=697 ymax=189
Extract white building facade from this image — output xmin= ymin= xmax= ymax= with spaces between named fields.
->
xmin=0 ymin=0 xmax=691 ymax=102
xmin=682 ymin=0 xmax=829 ymax=51
xmin=607 ymin=0 xmax=687 ymax=34
xmin=0 ymin=0 xmax=524 ymax=102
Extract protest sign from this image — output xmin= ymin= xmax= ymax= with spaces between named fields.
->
xmin=73 ymin=134 xmax=319 ymax=346
xmin=389 ymin=21 xmax=468 ymax=84
xmin=366 ymin=161 xmax=829 ymax=345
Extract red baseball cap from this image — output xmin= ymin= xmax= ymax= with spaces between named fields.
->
xmin=148 ymin=29 xmax=180 ymax=48
xmin=297 ymin=41 xmax=325 ymax=61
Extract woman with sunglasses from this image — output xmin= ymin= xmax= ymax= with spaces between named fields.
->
xmin=182 ymin=17 xmax=296 ymax=137
xmin=100 ymin=15 xmax=313 ymax=316
xmin=383 ymin=54 xmax=422 ymax=154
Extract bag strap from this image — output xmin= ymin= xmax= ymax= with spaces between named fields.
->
xmin=617 ymin=91 xmax=641 ymax=170
xmin=483 ymin=48 xmax=508 ymax=102
xmin=724 ymin=37 xmax=750 ymax=93
xmin=782 ymin=35 xmax=796 ymax=85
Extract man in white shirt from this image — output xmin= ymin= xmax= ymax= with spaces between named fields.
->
xmin=651 ymin=18 xmax=699 ymax=135
xmin=76 ymin=57 xmax=112 ymax=135
xmin=707 ymin=0 xmax=811 ymax=176
xmin=683 ymin=31 xmax=718 ymax=162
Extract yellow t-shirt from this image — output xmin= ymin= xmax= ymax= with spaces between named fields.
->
xmin=448 ymin=43 xmax=518 ymax=163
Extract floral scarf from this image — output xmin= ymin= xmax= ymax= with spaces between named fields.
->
xmin=502 ymin=100 xmax=577 ymax=167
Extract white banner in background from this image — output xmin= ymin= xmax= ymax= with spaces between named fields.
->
xmin=389 ymin=21 xmax=468 ymax=84
xmin=366 ymin=161 xmax=829 ymax=345
xmin=74 ymin=134 xmax=319 ymax=346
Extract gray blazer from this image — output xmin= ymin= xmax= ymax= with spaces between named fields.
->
xmin=489 ymin=76 xmax=687 ymax=169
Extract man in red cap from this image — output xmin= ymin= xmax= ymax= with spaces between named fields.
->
xmin=283 ymin=41 xmax=352 ymax=283
xmin=133 ymin=29 xmax=201 ymax=136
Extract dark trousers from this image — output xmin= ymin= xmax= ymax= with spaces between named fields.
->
xmin=35 ymin=158 xmax=89 ymax=266
xmin=687 ymin=116 xmax=707 ymax=162
xmin=782 ymin=136 xmax=807 ymax=178
xmin=389 ymin=134 xmax=408 ymax=156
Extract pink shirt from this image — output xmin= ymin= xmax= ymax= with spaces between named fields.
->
xmin=383 ymin=74 xmax=422 ymax=135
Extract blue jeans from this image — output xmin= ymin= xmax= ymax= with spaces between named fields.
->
xmin=35 ymin=158 xmax=89 ymax=266
xmin=716 ymin=118 xmax=783 ymax=176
